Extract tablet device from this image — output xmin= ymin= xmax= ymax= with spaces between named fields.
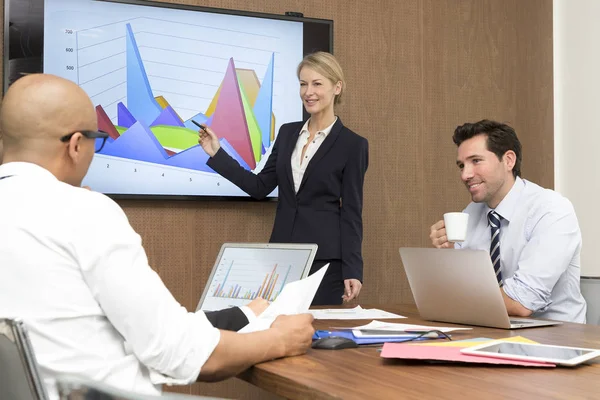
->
xmin=460 ymin=340 xmax=600 ymax=366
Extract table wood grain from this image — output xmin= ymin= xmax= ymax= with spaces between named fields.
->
xmin=238 ymin=305 xmax=600 ymax=400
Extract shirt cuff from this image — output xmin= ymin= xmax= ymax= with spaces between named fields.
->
xmin=148 ymin=327 xmax=221 ymax=385
xmin=239 ymin=306 xmax=257 ymax=322
xmin=503 ymin=277 xmax=552 ymax=313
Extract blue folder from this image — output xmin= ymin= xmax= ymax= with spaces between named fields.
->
xmin=313 ymin=330 xmax=431 ymax=345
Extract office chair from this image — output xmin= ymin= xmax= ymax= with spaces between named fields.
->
xmin=0 ymin=318 xmax=49 ymax=400
xmin=581 ymin=277 xmax=600 ymax=325
xmin=1 ymin=319 xmax=224 ymax=400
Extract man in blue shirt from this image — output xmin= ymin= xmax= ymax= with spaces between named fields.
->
xmin=429 ymin=120 xmax=586 ymax=323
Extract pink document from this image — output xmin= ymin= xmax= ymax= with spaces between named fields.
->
xmin=380 ymin=343 xmax=555 ymax=367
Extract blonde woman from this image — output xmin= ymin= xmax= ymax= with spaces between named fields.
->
xmin=198 ymin=52 xmax=368 ymax=305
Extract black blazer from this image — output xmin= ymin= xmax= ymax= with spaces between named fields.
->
xmin=205 ymin=307 xmax=248 ymax=331
xmin=207 ymin=118 xmax=368 ymax=281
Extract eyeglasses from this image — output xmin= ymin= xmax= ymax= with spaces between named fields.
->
xmin=403 ymin=330 xmax=453 ymax=341
xmin=60 ymin=130 xmax=110 ymax=153
xmin=367 ymin=330 xmax=454 ymax=350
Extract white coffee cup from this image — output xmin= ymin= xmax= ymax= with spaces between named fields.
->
xmin=443 ymin=212 xmax=469 ymax=242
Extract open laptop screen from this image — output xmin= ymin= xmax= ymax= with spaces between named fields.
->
xmin=197 ymin=243 xmax=318 ymax=311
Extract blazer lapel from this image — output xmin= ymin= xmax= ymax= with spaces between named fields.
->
xmin=297 ymin=118 xmax=343 ymax=193
xmin=284 ymin=123 xmax=302 ymax=192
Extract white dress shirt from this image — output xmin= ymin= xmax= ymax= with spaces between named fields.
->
xmin=291 ymin=117 xmax=337 ymax=193
xmin=456 ymin=177 xmax=587 ymax=323
xmin=0 ymin=162 xmax=221 ymax=398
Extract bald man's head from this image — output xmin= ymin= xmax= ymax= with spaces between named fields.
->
xmin=0 ymin=74 xmax=98 ymax=186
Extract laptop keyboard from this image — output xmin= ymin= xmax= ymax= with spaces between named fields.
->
xmin=509 ymin=319 xmax=535 ymax=324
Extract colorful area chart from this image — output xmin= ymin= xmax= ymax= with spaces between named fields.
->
xmin=95 ymin=23 xmax=276 ymax=172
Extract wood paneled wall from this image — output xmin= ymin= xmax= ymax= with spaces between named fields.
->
xmin=0 ymin=0 xmax=553 ymax=398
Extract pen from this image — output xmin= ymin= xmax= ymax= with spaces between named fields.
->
xmin=192 ymin=119 xmax=208 ymax=132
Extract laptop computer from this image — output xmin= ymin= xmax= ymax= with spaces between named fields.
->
xmin=196 ymin=243 xmax=318 ymax=312
xmin=399 ymin=248 xmax=562 ymax=329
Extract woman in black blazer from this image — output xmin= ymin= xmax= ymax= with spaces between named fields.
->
xmin=198 ymin=52 xmax=368 ymax=305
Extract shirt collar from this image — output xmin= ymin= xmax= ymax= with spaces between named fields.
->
xmin=299 ymin=117 xmax=338 ymax=137
xmin=487 ymin=176 xmax=525 ymax=222
xmin=0 ymin=162 xmax=58 ymax=181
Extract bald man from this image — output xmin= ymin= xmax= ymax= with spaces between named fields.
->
xmin=0 ymin=74 xmax=314 ymax=397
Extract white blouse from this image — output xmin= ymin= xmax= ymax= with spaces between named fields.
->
xmin=291 ymin=117 xmax=338 ymax=193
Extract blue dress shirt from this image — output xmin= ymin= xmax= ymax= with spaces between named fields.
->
xmin=456 ymin=177 xmax=587 ymax=323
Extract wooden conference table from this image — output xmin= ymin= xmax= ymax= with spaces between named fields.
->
xmin=237 ymin=304 xmax=600 ymax=400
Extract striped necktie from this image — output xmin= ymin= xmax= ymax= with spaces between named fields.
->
xmin=487 ymin=210 xmax=503 ymax=286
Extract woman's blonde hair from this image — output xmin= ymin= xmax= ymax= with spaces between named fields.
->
xmin=296 ymin=51 xmax=345 ymax=105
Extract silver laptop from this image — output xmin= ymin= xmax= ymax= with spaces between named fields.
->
xmin=196 ymin=243 xmax=318 ymax=312
xmin=399 ymin=248 xmax=562 ymax=329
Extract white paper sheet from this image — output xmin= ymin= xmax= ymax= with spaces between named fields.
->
xmin=238 ymin=264 xmax=329 ymax=333
xmin=308 ymin=305 xmax=406 ymax=320
xmin=338 ymin=320 xmax=472 ymax=334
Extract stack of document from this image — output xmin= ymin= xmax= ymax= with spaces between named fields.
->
xmin=314 ymin=321 xmax=471 ymax=345
xmin=380 ymin=336 xmax=555 ymax=367
xmin=346 ymin=320 xmax=472 ymax=338
xmin=314 ymin=330 xmax=432 ymax=345
xmin=309 ymin=306 xmax=405 ymax=320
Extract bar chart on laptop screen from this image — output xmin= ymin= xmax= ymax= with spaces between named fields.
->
xmin=201 ymin=247 xmax=312 ymax=311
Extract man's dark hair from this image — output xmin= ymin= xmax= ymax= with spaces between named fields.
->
xmin=452 ymin=120 xmax=522 ymax=178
